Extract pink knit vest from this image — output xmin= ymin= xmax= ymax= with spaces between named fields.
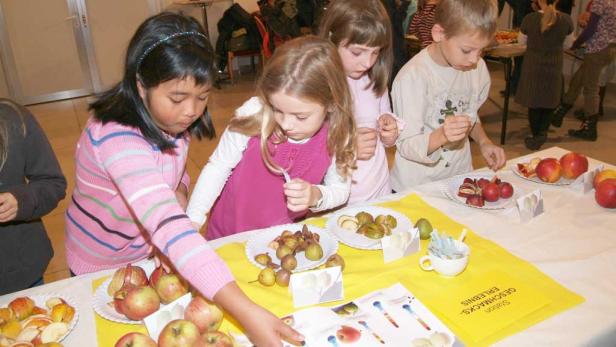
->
xmin=207 ymin=123 xmax=331 ymax=240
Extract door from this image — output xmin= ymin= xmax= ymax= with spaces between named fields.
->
xmin=0 ymin=0 xmax=93 ymax=104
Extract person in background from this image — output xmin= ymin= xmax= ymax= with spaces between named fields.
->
xmin=0 ymin=99 xmax=66 ymax=295
xmin=498 ymin=0 xmax=533 ymax=96
xmin=65 ymin=13 xmax=302 ymax=346
xmin=551 ymin=0 xmax=615 ymax=141
xmin=186 ymin=36 xmax=356 ymax=240
xmin=409 ymin=0 xmax=440 ymax=48
xmin=391 ymin=0 xmax=506 ymax=190
xmin=515 ymin=0 xmax=573 ymax=150
xmin=319 ymin=0 xmax=403 ymax=204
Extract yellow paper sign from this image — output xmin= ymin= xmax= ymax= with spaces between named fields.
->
xmin=434 ymin=270 xmax=551 ymax=341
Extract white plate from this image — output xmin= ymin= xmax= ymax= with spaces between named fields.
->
xmin=442 ymin=173 xmax=518 ymax=210
xmin=511 ymin=164 xmax=574 ymax=186
xmin=245 ymin=224 xmax=338 ymax=272
xmin=0 ymin=294 xmax=79 ymax=343
xmin=326 ymin=206 xmax=413 ymax=250
xmin=93 ymin=261 xmax=157 ymax=324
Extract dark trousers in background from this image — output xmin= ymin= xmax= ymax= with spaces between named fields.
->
xmin=528 ymin=107 xmax=554 ymax=137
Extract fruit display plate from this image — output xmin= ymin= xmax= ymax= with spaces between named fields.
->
xmin=326 ymin=206 xmax=413 ymax=250
xmin=0 ymin=294 xmax=80 ymax=343
xmin=245 ymin=224 xmax=338 ymax=272
xmin=442 ymin=174 xmax=518 ymax=210
xmin=93 ymin=260 xmax=156 ymax=324
xmin=511 ymin=165 xmax=574 ymax=186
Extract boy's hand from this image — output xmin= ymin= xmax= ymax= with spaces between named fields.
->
xmin=284 ymin=179 xmax=321 ymax=212
xmin=442 ymin=115 xmax=472 ymax=143
xmin=378 ymin=114 xmax=400 ymax=147
xmin=356 ymin=127 xmax=378 ymax=160
xmin=0 ymin=192 xmax=18 ymax=223
xmin=479 ymin=141 xmax=506 ymax=171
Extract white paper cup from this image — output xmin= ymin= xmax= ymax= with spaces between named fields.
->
xmin=419 ymin=241 xmax=470 ymax=277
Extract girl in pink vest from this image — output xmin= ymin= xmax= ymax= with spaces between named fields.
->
xmin=319 ymin=0 xmax=404 ymax=204
xmin=187 ymin=36 xmax=356 ymax=240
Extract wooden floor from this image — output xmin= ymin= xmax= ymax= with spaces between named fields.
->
xmin=28 ymin=64 xmax=616 ymax=284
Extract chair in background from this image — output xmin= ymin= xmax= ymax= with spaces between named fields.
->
xmin=227 ymin=14 xmax=266 ymax=84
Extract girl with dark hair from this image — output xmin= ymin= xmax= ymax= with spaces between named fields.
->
xmin=0 ymin=99 xmax=66 ymax=294
xmin=515 ymin=0 xmax=573 ymax=149
xmin=66 ymin=12 xmax=302 ymax=346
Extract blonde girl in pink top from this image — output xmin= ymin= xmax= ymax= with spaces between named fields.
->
xmin=319 ymin=0 xmax=404 ymax=203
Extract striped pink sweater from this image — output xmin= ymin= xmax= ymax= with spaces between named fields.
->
xmin=65 ymin=119 xmax=233 ymax=299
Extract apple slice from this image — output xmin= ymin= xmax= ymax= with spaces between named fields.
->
xmin=44 ymin=298 xmax=64 ymax=311
xmin=15 ymin=327 xmax=40 ymax=343
xmin=39 ymin=322 xmax=68 ymax=343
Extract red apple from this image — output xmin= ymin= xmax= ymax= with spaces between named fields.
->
xmin=194 ymin=331 xmax=234 ymax=347
xmin=184 ymin=296 xmax=224 ymax=333
xmin=476 ymin=178 xmax=490 ymax=190
xmin=114 ymin=286 xmax=160 ymax=321
xmin=535 ymin=158 xmax=562 ymax=183
xmin=499 ymin=182 xmax=514 ymax=199
xmin=158 ymin=319 xmax=200 ymax=347
xmin=594 ymin=169 xmax=616 ymax=189
xmin=8 ymin=297 xmax=35 ymax=320
xmin=560 ymin=152 xmax=589 ymax=179
xmin=107 ymin=263 xmax=149 ymax=297
xmin=149 ymin=266 xmax=168 ymax=289
xmin=336 ymin=325 xmax=361 ymax=343
xmin=482 ymin=182 xmax=500 ymax=202
xmin=154 ymin=273 xmax=189 ymax=304
xmin=595 ymin=179 xmax=616 ymax=209
xmin=115 ymin=332 xmax=157 ymax=347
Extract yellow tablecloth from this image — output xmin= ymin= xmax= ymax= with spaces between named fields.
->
xmin=93 ymin=194 xmax=583 ymax=346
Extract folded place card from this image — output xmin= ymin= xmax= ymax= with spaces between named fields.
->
xmin=516 ymin=189 xmax=544 ymax=223
xmin=289 ymin=266 xmax=343 ymax=308
xmin=381 ymin=228 xmax=420 ymax=263
xmin=570 ymin=165 xmax=604 ymax=194
xmin=143 ymin=293 xmax=192 ymax=341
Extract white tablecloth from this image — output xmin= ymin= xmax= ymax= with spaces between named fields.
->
xmin=2 ymin=146 xmax=615 ymax=346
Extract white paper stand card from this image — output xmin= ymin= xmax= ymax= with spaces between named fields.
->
xmin=570 ymin=165 xmax=603 ymax=194
xmin=289 ymin=266 xmax=343 ymax=308
xmin=517 ymin=189 xmax=544 ymax=223
xmin=381 ymin=228 xmax=420 ymax=263
xmin=143 ymin=293 xmax=192 ymax=341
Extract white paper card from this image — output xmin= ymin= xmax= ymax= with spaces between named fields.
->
xmin=570 ymin=165 xmax=603 ymax=194
xmin=143 ymin=293 xmax=192 ymax=341
xmin=517 ymin=189 xmax=544 ymax=223
xmin=381 ymin=228 xmax=420 ymax=263
xmin=289 ymin=267 xmax=343 ymax=308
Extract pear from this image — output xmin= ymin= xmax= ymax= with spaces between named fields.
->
xmin=275 ymin=269 xmax=291 ymax=287
xmin=281 ymin=254 xmax=298 ymax=271
xmin=415 ymin=218 xmax=433 ymax=240
xmin=325 ymin=254 xmax=345 ymax=271
xmin=275 ymin=245 xmax=293 ymax=260
xmin=254 ymin=253 xmax=271 ymax=266
xmin=258 ymin=268 xmax=276 ymax=286
xmin=304 ymin=242 xmax=323 ymax=261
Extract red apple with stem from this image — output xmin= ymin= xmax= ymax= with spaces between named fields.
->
xmin=194 ymin=331 xmax=234 ymax=347
xmin=158 ymin=319 xmax=201 ymax=347
xmin=149 ymin=265 xmax=168 ymax=289
xmin=115 ymin=285 xmax=160 ymax=321
xmin=184 ymin=296 xmax=224 ymax=333
xmin=107 ymin=263 xmax=148 ymax=297
xmin=154 ymin=273 xmax=189 ymax=304
xmin=535 ymin=158 xmax=562 ymax=183
xmin=114 ymin=332 xmax=157 ymax=347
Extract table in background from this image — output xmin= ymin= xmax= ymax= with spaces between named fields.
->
xmin=1 ymin=147 xmax=615 ymax=346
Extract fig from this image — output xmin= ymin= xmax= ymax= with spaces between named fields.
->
xmin=304 ymin=242 xmax=323 ymax=261
xmin=254 ymin=253 xmax=271 ymax=266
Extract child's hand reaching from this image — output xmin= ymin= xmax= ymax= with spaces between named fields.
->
xmin=442 ymin=115 xmax=472 ymax=143
xmin=378 ymin=113 xmax=400 ymax=147
xmin=284 ymin=179 xmax=322 ymax=212
xmin=479 ymin=141 xmax=506 ymax=171
xmin=356 ymin=127 xmax=378 ymax=160
xmin=0 ymin=192 xmax=18 ymax=223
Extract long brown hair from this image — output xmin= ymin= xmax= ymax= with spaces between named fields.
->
xmin=318 ymin=0 xmax=393 ymax=96
xmin=229 ymin=36 xmax=356 ymax=179
xmin=0 ymin=99 xmax=26 ymax=171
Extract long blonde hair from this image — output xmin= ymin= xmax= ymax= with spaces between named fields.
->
xmin=0 ymin=99 xmax=26 ymax=172
xmin=229 ymin=36 xmax=356 ymax=179
xmin=318 ymin=0 xmax=393 ymax=96
xmin=541 ymin=0 xmax=560 ymax=32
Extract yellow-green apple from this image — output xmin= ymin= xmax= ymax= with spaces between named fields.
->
xmin=8 ymin=297 xmax=35 ymax=321
xmin=0 ymin=307 xmax=13 ymax=324
xmin=594 ymin=169 xmax=616 ymax=189
xmin=595 ymin=179 xmax=616 ymax=208
xmin=158 ymin=319 xmax=200 ymax=347
xmin=114 ymin=286 xmax=160 ymax=321
xmin=194 ymin=331 xmax=234 ymax=347
xmin=336 ymin=325 xmax=361 ymax=343
xmin=148 ymin=266 xmax=168 ymax=289
xmin=154 ymin=273 xmax=189 ymax=304
xmin=107 ymin=263 xmax=149 ymax=297
xmin=50 ymin=303 xmax=75 ymax=323
xmin=535 ymin=158 xmax=562 ymax=183
xmin=114 ymin=332 xmax=157 ymax=347
xmin=183 ymin=296 xmax=223 ymax=333
xmin=560 ymin=152 xmax=588 ymax=179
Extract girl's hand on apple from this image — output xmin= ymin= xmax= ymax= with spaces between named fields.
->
xmin=0 ymin=192 xmax=18 ymax=223
xmin=283 ymin=179 xmax=320 ymax=212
